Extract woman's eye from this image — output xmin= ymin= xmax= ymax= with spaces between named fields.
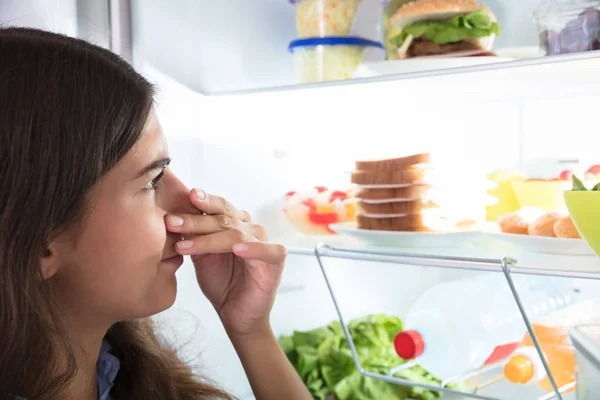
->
xmin=144 ymin=169 xmax=165 ymax=191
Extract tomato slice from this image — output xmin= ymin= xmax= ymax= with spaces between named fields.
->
xmin=308 ymin=210 xmax=338 ymax=226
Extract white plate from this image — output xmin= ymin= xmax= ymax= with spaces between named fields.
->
xmin=354 ymin=56 xmax=514 ymax=78
xmin=482 ymin=231 xmax=595 ymax=256
xmin=329 ymin=222 xmax=477 ymax=248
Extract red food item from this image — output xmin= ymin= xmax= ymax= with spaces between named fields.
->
xmin=586 ymin=165 xmax=600 ymax=178
xmin=308 ymin=210 xmax=338 ymax=226
xmin=329 ymin=190 xmax=347 ymax=202
xmin=285 ymin=191 xmax=298 ymax=197
xmin=314 ymin=186 xmax=328 ymax=193
xmin=558 ymin=170 xmax=573 ymax=180
xmin=302 ymin=198 xmax=317 ymax=208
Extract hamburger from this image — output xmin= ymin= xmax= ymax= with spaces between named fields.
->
xmin=389 ymin=0 xmax=501 ymax=59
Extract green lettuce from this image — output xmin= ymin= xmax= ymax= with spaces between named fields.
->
xmin=389 ymin=9 xmax=501 ymax=48
xmin=279 ymin=314 xmax=469 ymax=400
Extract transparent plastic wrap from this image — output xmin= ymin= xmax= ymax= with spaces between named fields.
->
xmin=290 ymin=0 xmax=363 ymax=38
xmin=532 ymin=0 xmax=600 ymax=55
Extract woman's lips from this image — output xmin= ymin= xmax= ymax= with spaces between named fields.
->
xmin=161 ymin=254 xmax=184 ymax=268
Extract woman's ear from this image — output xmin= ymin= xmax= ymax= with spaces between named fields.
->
xmin=40 ymin=245 xmax=63 ymax=280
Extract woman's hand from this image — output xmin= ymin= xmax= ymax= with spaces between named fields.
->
xmin=165 ymin=188 xmax=287 ymax=338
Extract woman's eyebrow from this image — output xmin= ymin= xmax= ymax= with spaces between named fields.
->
xmin=134 ymin=157 xmax=172 ymax=179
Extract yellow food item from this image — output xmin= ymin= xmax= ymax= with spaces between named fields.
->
xmin=296 ymin=0 xmax=360 ymax=37
xmin=485 ymin=169 xmax=527 ymax=221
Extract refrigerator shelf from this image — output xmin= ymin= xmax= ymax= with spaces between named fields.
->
xmin=312 ymin=243 xmax=598 ymax=400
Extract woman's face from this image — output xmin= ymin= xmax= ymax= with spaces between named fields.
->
xmin=48 ymin=109 xmax=195 ymax=329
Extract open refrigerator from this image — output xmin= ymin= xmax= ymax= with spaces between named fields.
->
xmin=7 ymin=0 xmax=600 ymax=399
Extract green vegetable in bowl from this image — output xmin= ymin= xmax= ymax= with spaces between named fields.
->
xmin=570 ymin=175 xmax=600 ymax=191
xmin=279 ymin=314 xmax=469 ymax=400
xmin=572 ymin=175 xmax=588 ymax=191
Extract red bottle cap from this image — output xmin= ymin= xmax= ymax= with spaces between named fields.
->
xmin=394 ymin=330 xmax=425 ymax=359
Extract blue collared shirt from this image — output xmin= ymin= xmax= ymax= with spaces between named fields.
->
xmin=97 ymin=339 xmax=120 ymax=400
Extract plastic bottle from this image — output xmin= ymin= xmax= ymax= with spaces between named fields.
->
xmin=393 ymin=273 xmax=573 ymax=380
xmin=504 ymin=298 xmax=600 ymax=392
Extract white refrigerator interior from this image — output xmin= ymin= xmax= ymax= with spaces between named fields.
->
xmin=4 ymin=1 xmax=600 ymax=399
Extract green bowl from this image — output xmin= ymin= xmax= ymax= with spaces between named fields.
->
xmin=564 ymin=191 xmax=600 ymax=257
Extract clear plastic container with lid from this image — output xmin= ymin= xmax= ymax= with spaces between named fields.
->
xmin=289 ymin=0 xmax=362 ymax=38
xmin=532 ymin=0 xmax=600 ymax=55
xmin=288 ymin=37 xmax=383 ymax=83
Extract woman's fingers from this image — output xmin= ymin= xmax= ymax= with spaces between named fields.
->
xmin=166 ymin=213 xmax=268 ymax=241
xmin=175 ymin=229 xmax=255 ymax=255
xmin=232 ymin=242 xmax=287 ymax=266
xmin=174 ymin=229 xmax=286 ymax=266
xmin=189 ymin=189 xmax=251 ymax=222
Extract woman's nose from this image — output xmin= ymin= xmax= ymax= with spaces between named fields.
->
xmin=166 ymin=173 xmax=198 ymax=215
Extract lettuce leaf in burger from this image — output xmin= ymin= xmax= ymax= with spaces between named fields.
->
xmin=389 ymin=0 xmax=501 ymax=58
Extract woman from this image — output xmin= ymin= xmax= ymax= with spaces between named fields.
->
xmin=0 ymin=27 xmax=312 ymax=400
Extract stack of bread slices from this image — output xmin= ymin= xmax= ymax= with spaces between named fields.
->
xmin=351 ymin=153 xmax=442 ymax=231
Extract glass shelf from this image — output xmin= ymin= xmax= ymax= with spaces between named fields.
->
xmin=312 ymin=243 xmax=600 ymax=399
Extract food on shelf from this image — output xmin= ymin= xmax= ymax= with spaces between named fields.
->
xmin=504 ymin=299 xmax=600 ymax=392
xmin=585 ymin=164 xmax=600 ymax=180
xmin=283 ymin=186 xmax=356 ymax=235
xmin=497 ymin=206 xmax=546 ymax=235
xmin=533 ymin=3 xmax=600 ymax=55
xmin=395 ymin=273 xmax=571 ymax=381
xmin=356 ymin=212 xmax=439 ymax=231
xmin=350 ymin=165 xmax=428 ymax=185
xmin=279 ymin=314 xmax=466 ymax=400
xmin=288 ymin=37 xmax=384 ymax=83
xmin=291 ymin=0 xmax=361 ymax=38
xmin=558 ymin=169 xmax=574 ymax=180
xmin=485 ymin=169 xmax=527 ymax=221
xmin=570 ymin=174 xmax=600 ymax=191
xmin=388 ymin=0 xmax=501 ymax=59
xmin=355 ymin=152 xmax=431 ymax=170
xmin=527 ymin=211 xmax=564 ymax=237
xmin=553 ymin=215 xmax=581 ymax=239
xmin=355 ymin=185 xmax=433 ymax=200
xmin=357 ymin=198 xmax=438 ymax=215
xmin=351 ymin=153 xmax=485 ymax=232
xmin=497 ymin=206 xmax=581 ymax=239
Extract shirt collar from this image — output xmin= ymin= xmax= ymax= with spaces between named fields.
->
xmin=97 ymin=339 xmax=120 ymax=400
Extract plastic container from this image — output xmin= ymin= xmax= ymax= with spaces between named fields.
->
xmin=532 ymin=0 xmax=600 ymax=55
xmin=570 ymin=324 xmax=600 ymax=399
xmin=289 ymin=0 xmax=362 ymax=38
xmin=393 ymin=273 xmax=573 ymax=380
xmin=288 ymin=37 xmax=383 ymax=83
xmin=504 ymin=299 xmax=600 ymax=392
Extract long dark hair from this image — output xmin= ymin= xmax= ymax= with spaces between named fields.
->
xmin=0 ymin=27 xmax=233 ymax=399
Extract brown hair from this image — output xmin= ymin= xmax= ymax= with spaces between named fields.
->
xmin=0 ymin=27 xmax=233 ymax=400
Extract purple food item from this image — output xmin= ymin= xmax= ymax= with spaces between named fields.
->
xmin=540 ymin=29 xmax=561 ymax=55
xmin=580 ymin=8 xmax=600 ymax=38
xmin=559 ymin=27 xmax=591 ymax=53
